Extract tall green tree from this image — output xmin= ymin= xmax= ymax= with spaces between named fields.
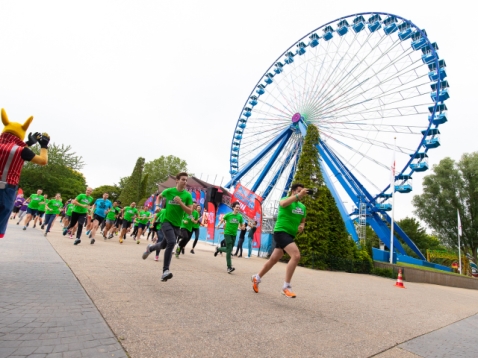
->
xmin=143 ymin=155 xmax=188 ymax=194
xmin=118 ymin=157 xmax=145 ymax=205
xmin=19 ymin=143 xmax=86 ymax=199
xmin=413 ymin=153 xmax=478 ymax=261
xmin=396 ymin=217 xmax=445 ymax=258
xmin=292 ymin=125 xmax=353 ymax=265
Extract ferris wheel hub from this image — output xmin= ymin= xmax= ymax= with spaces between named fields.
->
xmin=291 ymin=113 xmax=303 ymax=123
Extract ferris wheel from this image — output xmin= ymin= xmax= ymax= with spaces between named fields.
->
xmin=225 ymin=12 xmax=449 ymax=260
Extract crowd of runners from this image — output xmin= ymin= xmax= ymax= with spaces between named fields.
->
xmin=10 ymin=171 xmax=309 ymax=298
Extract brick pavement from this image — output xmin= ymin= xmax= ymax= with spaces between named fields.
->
xmin=0 ymin=223 xmax=127 ymax=358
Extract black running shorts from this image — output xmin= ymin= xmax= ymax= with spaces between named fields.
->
xmin=273 ymin=231 xmax=295 ymax=250
xmin=93 ymin=214 xmax=105 ymax=225
xmin=122 ymin=220 xmax=132 ymax=229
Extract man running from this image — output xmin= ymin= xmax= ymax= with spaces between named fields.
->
xmin=103 ymin=201 xmax=121 ymax=239
xmin=43 ymin=193 xmax=62 ymax=236
xmin=142 ymin=172 xmax=193 ymax=282
xmin=119 ymin=202 xmax=139 ymax=243
xmin=22 ymin=189 xmax=44 ymax=230
xmin=233 ymin=222 xmax=247 ymax=257
xmin=215 ymin=201 xmax=243 ymax=274
xmin=190 ymin=204 xmax=202 ymax=254
xmin=87 ymin=193 xmax=112 ymax=242
xmin=63 ymin=187 xmax=94 ymax=245
xmin=34 ymin=194 xmax=48 ymax=228
xmin=135 ymin=205 xmax=151 ymax=244
xmin=246 ymin=220 xmax=257 ymax=259
xmin=251 ymin=183 xmax=308 ymax=298
xmin=175 ymin=210 xmax=194 ymax=258
xmin=11 ymin=194 xmax=24 ymax=220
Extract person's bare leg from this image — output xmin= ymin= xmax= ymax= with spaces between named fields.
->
xmin=257 ymin=248 xmax=284 ymax=278
xmin=283 ymin=243 xmax=300 ymax=284
xmin=90 ymin=220 xmax=100 ymax=236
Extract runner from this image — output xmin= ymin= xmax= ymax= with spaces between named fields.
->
xmin=87 ymin=193 xmax=112 ymax=241
xmin=251 ymin=183 xmax=308 ymax=298
xmin=62 ymin=200 xmax=74 ymax=235
xmin=190 ymin=204 xmax=202 ymax=254
xmin=152 ymin=208 xmax=165 ymax=261
xmin=175 ymin=204 xmax=200 ymax=257
xmin=34 ymin=194 xmax=48 ymax=228
xmin=141 ymin=172 xmax=193 ymax=281
xmin=16 ymin=198 xmax=29 ymax=225
xmin=103 ymin=201 xmax=121 ymax=239
xmin=43 ymin=193 xmax=62 ymax=236
xmin=108 ymin=204 xmax=123 ymax=239
xmin=10 ymin=194 xmax=24 ymax=220
xmin=130 ymin=219 xmax=140 ymax=239
xmin=22 ymin=189 xmax=44 ymax=230
xmin=135 ymin=205 xmax=152 ymax=244
xmin=214 ymin=201 xmax=243 ymax=274
xmin=63 ymin=187 xmax=94 ymax=245
xmin=233 ymin=222 xmax=247 ymax=257
xmin=246 ymin=220 xmax=257 ymax=259
xmin=119 ymin=202 xmax=139 ymax=244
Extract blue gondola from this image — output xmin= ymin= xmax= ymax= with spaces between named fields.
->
xmin=410 ymin=152 xmax=429 ymax=172
xmin=421 ymin=128 xmax=441 ymax=149
xmin=309 ymin=33 xmax=319 ymax=47
xmin=395 ymin=174 xmax=413 ymax=193
xmin=249 ymin=96 xmax=258 ymax=107
xmin=376 ymin=203 xmax=392 ymax=211
xmin=256 ymin=85 xmax=265 ymax=95
xmin=323 ymin=25 xmax=334 ymax=41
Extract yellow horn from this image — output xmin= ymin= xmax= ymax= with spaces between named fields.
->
xmin=1 ymin=108 xmax=10 ymax=126
xmin=22 ymin=116 xmax=34 ymax=131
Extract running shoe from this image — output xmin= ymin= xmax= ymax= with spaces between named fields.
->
xmin=90 ymin=238 xmax=95 ymax=245
xmin=190 ymin=249 xmax=195 ymax=254
xmin=227 ymin=267 xmax=235 ymax=274
xmin=281 ymin=287 xmax=296 ymax=298
xmin=88 ymin=234 xmax=93 ymax=239
xmin=62 ymin=228 xmax=68 ymax=236
xmin=16 ymin=222 xmax=20 ymax=225
xmin=69 ymin=234 xmax=73 ymax=239
xmin=214 ymin=247 xmax=219 ymax=257
xmin=181 ymin=248 xmax=185 ymax=255
xmin=74 ymin=239 xmax=81 ymax=245
xmin=154 ymin=256 xmax=159 ymax=261
xmin=251 ymin=275 xmax=260 ymax=293
xmin=161 ymin=270 xmax=173 ymax=282
xmin=119 ymin=238 xmax=123 ymax=244
xmin=22 ymin=226 xmax=26 ymax=230
xmin=33 ymin=224 xmax=36 ymax=228
xmin=108 ymin=234 xmax=113 ymax=239
xmin=44 ymin=232 xmax=47 ymax=237
xmin=41 ymin=225 xmax=45 ymax=230
xmin=142 ymin=244 xmax=152 ymax=259
xmin=136 ymin=240 xmax=140 ymax=244
xmin=86 ymin=230 xmax=91 ymax=236
xmin=175 ymin=246 xmax=181 ymax=258
xmin=245 ymin=257 xmax=250 ymax=259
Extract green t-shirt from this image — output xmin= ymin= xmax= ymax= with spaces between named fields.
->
xmin=161 ymin=187 xmax=193 ymax=227
xmin=123 ymin=206 xmax=139 ymax=222
xmin=274 ymin=197 xmax=306 ymax=236
xmin=223 ymin=212 xmax=244 ymax=236
xmin=192 ymin=210 xmax=200 ymax=229
xmin=66 ymin=203 xmax=74 ymax=216
xmin=180 ymin=212 xmax=195 ymax=232
xmin=72 ymin=194 xmax=94 ymax=214
xmin=106 ymin=206 xmax=121 ymax=220
xmin=137 ymin=210 xmax=152 ymax=225
xmin=27 ymin=194 xmax=44 ymax=209
xmin=154 ymin=210 xmax=166 ymax=229
xmin=46 ymin=199 xmax=63 ymax=215
xmin=38 ymin=199 xmax=48 ymax=212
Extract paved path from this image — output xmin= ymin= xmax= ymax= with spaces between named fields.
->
xmin=2 ymin=220 xmax=478 ymax=357
xmin=0 ymin=223 xmax=127 ymax=358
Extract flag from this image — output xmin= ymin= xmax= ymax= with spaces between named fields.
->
xmin=458 ymin=209 xmax=462 ymax=236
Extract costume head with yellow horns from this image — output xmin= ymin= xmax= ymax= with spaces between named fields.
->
xmin=0 ymin=108 xmax=50 ymax=239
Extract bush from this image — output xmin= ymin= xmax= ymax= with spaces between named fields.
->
xmin=370 ymin=267 xmax=396 ymax=279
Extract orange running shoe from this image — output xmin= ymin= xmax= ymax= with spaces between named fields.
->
xmin=251 ymin=275 xmax=260 ymax=293
xmin=281 ymin=287 xmax=296 ymax=298
xmin=119 ymin=238 xmax=123 ymax=244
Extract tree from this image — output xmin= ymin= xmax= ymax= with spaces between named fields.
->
xmin=413 ymin=153 xmax=478 ymax=261
xmin=118 ymin=157 xmax=145 ymax=205
xmin=292 ymin=125 xmax=354 ymax=267
xmin=143 ymin=155 xmax=188 ymax=195
xmin=396 ymin=217 xmax=445 ymax=258
xmin=19 ymin=142 xmax=86 ymax=199
xmin=91 ymin=185 xmax=121 ymax=202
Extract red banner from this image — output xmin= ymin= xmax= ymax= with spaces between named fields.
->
xmin=231 ymin=183 xmax=263 ymax=248
xmin=206 ymin=202 xmax=216 ymax=241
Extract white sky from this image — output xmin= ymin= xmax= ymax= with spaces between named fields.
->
xmin=0 ymin=0 xmax=474 ymax=220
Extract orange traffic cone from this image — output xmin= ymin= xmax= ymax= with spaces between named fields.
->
xmin=395 ymin=268 xmax=406 ymax=288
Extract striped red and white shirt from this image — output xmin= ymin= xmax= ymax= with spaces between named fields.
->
xmin=0 ymin=132 xmax=35 ymax=186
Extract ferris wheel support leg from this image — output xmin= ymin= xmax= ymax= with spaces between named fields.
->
xmin=320 ymin=164 xmax=360 ymax=243
xmin=368 ymin=212 xmax=407 ymax=255
xmin=382 ymin=213 xmax=426 ymax=260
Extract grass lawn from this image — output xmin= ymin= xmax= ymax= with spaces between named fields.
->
xmin=396 ymin=262 xmax=465 ymax=277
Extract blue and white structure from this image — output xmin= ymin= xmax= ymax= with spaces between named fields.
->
xmin=225 ymin=12 xmax=449 ymax=260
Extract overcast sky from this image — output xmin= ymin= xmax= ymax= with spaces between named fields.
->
xmin=0 ymin=0 xmax=474 ymax=220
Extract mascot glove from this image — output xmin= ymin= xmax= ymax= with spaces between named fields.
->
xmin=25 ymin=132 xmax=42 ymax=147
xmin=39 ymin=134 xmax=50 ymax=149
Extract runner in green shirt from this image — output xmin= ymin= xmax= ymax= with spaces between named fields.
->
xmin=119 ymin=202 xmax=139 ymax=243
xmin=190 ymin=204 xmax=202 ymax=254
xmin=34 ymin=194 xmax=48 ymax=228
xmin=252 ymin=183 xmax=308 ymax=298
xmin=150 ymin=208 xmax=166 ymax=261
xmin=103 ymin=201 xmax=121 ymax=240
xmin=142 ymin=172 xmax=193 ymax=282
xmin=43 ymin=193 xmax=62 ymax=236
xmin=215 ymin=202 xmax=244 ymax=273
xmin=135 ymin=205 xmax=152 ymax=244
xmin=22 ymin=189 xmax=44 ymax=230
xmin=63 ymin=187 xmax=94 ymax=246
xmin=176 ymin=205 xmax=200 ymax=257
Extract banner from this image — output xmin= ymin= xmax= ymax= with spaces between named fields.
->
xmin=144 ymin=195 xmax=154 ymax=209
xmin=231 ymin=183 xmax=263 ymax=248
xmin=200 ymin=190 xmax=205 ymax=210
xmin=215 ymin=203 xmax=232 ymax=225
xmin=206 ymin=202 xmax=216 ymax=241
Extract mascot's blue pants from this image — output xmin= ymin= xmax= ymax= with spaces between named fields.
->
xmin=0 ymin=186 xmax=16 ymax=238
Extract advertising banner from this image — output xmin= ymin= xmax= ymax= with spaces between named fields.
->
xmin=206 ymin=202 xmax=216 ymax=241
xmin=231 ymin=183 xmax=263 ymax=248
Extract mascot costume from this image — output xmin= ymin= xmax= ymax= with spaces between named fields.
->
xmin=0 ymin=108 xmax=50 ymax=239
